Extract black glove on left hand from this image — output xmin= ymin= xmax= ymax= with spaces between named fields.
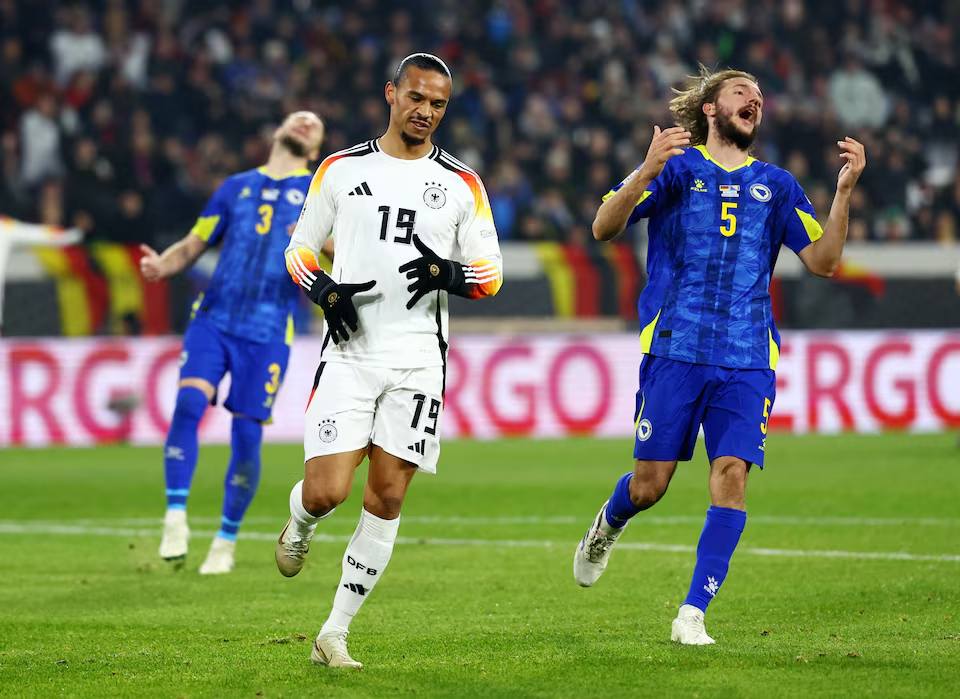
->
xmin=303 ymin=273 xmax=376 ymax=344
xmin=398 ymin=235 xmax=464 ymax=310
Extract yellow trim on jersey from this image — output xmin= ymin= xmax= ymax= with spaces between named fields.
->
xmin=639 ymin=309 xmax=662 ymax=353
xmin=635 ymin=394 xmax=646 ymax=430
xmin=795 ymin=208 xmax=824 ymax=242
xmin=190 ymin=292 xmax=204 ymax=321
xmin=601 ymin=188 xmax=653 ymax=207
xmin=694 ymin=145 xmax=756 ymax=172
xmin=190 ymin=215 xmax=221 ymax=242
xmin=285 ymin=314 xmax=295 ymax=346
xmin=257 ymin=166 xmax=311 ymax=180
xmin=769 ymin=329 xmax=780 ymax=371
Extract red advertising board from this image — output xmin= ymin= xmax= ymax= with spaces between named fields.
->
xmin=2 ymin=332 xmax=959 ymax=447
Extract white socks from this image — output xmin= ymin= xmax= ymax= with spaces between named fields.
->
xmin=321 ymin=508 xmax=400 ymax=634
xmin=289 ymin=479 xmax=334 ymax=530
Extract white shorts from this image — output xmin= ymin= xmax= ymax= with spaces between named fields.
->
xmin=303 ymin=361 xmax=445 ymax=473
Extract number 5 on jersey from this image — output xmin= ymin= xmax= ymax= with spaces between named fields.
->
xmin=720 ymin=202 xmax=737 ymax=237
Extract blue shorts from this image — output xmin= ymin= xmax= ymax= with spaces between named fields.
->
xmin=633 ymin=355 xmax=776 ymax=467
xmin=179 ymin=315 xmax=291 ymax=422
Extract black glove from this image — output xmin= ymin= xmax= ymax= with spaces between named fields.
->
xmin=303 ymin=272 xmax=376 ymax=344
xmin=398 ymin=235 xmax=465 ymax=310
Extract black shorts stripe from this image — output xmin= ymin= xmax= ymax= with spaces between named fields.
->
xmin=312 ymin=361 xmax=327 ymax=393
xmin=434 ymin=290 xmax=448 ymax=397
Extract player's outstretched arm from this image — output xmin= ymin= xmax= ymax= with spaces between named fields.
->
xmin=398 ymin=235 xmax=503 ymax=310
xmin=798 ymin=137 xmax=866 ymax=277
xmin=593 ymin=125 xmax=690 ymax=241
xmin=139 ymin=233 xmax=206 ymax=282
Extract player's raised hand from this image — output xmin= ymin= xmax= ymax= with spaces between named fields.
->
xmin=139 ymin=244 xmax=164 ymax=282
xmin=639 ymin=125 xmax=691 ymax=180
xmin=836 ymin=136 xmax=866 ymax=194
xmin=399 ymin=235 xmax=456 ymax=310
xmin=309 ymin=277 xmax=377 ymax=344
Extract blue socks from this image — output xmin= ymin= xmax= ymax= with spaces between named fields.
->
xmin=683 ymin=506 xmax=747 ymax=612
xmin=217 ymin=416 xmax=263 ymax=541
xmin=163 ymin=387 xmax=208 ymax=510
xmin=164 ymin=387 xmax=263 ymax=540
xmin=604 ymin=472 xmax=641 ymax=528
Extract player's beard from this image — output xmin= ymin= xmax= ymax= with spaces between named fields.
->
xmin=713 ymin=106 xmax=758 ymax=151
xmin=400 ymin=129 xmax=427 ymax=147
xmin=279 ymin=134 xmax=309 ymax=158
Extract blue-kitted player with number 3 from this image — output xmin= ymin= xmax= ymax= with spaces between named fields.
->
xmin=140 ymin=111 xmax=330 ymax=575
xmin=573 ymin=67 xmax=866 ymax=644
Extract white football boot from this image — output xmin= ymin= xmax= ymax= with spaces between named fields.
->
xmin=199 ymin=536 xmax=236 ymax=575
xmin=275 ymin=517 xmax=316 ymax=577
xmin=159 ymin=509 xmax=189 ymax=560
xmin=573 ymin=501 xmax=627 ymax=587
xmin=671 ymin=604 xmax=716 ymax=645
xmin=312 ymin=629 xmax=362 ymax=669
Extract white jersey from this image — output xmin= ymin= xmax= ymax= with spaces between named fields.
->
xmin=0 ymin=217 xmax=82 ymax=326
xmin=286 ymin=139 xmax=502 ymax=368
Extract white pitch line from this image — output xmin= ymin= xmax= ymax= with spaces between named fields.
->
xmin=9 ymin=514 xmax=960 ymax=528
xmin=0 ymin=522 xmax=958 ymax=563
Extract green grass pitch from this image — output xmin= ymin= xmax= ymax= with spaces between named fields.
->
xmin=2 ymin=433 xmax=960 ymax=698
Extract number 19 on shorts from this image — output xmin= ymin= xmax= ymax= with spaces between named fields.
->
xmin=411 ymin=393 xmax=440 ymax=435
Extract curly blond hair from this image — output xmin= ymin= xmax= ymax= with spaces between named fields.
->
xmin=669 ymin=66 xmax=758 ymax=146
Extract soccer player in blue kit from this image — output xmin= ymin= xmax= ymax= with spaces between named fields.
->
xmin=140 ymin=111 xmax=329 ymax=574
xmin=573 ymin=68 xmax=866 ymax=643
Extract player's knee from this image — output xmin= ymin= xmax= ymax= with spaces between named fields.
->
xmin=712 ymin=457 xmax=748 ymax=485
xmin=231 ymin=416 xmax=263 ymax=453
xmin=628 ymin=476 xmax=669 ymax=509
xmin=301 ymin=484 xmax=348 ymax=516
xmin=364 ymin=487 xmax=405 ymax=519
xmin=173 ymin=386 xmax=210 ymax=423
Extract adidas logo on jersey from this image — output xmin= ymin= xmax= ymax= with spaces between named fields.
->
xmin=407 ymin=439 xmax=426 ymax=455
xmin=347 ymin=182 xmax=373 ymax=196
xmin=343 ymin=583 xmax=367 ymax=596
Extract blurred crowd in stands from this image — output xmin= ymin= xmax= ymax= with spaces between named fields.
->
xmin=1 ymin=0 xmax=958 ymax=249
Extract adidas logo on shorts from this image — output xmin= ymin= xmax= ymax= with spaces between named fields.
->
xmin=407 ymin=439 xmax=426 ymax=455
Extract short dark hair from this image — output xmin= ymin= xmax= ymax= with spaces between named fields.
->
xmin=392 ymin=53 xmax=452 ymax=86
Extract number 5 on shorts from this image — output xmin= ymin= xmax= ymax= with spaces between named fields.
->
xmin=411 ymin=393 xmax=441 ymax=435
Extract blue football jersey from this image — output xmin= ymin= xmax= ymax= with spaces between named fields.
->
xmin=189 ymin=167 xmax=311 ymax=344
xmin=606 ymin=146 xmax=822 ymax=369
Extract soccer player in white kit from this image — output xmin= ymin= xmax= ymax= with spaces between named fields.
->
xmin=276 ymin=53 xmax=503 ymax=669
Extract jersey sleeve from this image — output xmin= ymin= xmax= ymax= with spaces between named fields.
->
xmin=285 ymin=157 xmax=338 ymax=293
xmin=189 ymin=179 xmax=233 ymax=246
xmin=454 ymin=173 xmax=503 ymax=299
xmin=1 ymin=218 xmax=82 ymax=245
xmin=779 ymin=174 xmax=824 ymax=254
xmin=601 ymin=162 xmax=674 ymax=226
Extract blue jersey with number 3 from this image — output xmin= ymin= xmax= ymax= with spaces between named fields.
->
xmin=189 ymin=167 xmax=312 ymax=344
xmin=606 ymin=146 xmax=822 ymax=370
